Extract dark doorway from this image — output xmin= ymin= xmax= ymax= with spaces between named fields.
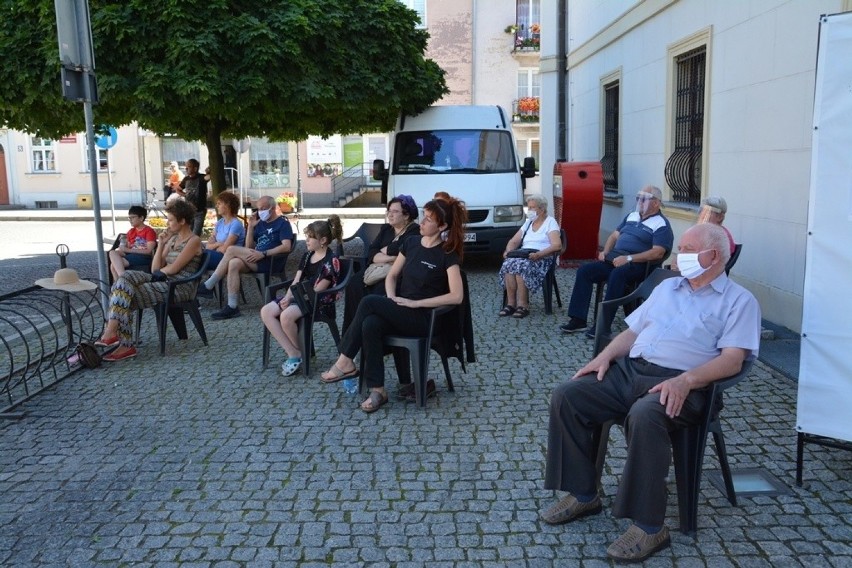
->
xmin=223 ymin=145 xmax=238 ymax=189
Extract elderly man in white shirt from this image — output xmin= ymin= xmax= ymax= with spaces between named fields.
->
xmin=541 ymin=223 xmax=761 ymax=563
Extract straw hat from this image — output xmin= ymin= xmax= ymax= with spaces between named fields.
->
xmin=35 ymin=268 xmax=97 ymax=292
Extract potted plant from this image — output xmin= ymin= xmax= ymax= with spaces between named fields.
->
xmin=276 ymin=191 xmax=297 ymax=212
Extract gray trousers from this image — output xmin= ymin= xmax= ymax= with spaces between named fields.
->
xmin=545 ymin=356 xmax=707 ymax=526
xmin=191 ymin=211 xmax=206 ymax=237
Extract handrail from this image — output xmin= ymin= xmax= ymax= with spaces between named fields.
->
xmin=330 ymin=162 xmax=380 ymax=207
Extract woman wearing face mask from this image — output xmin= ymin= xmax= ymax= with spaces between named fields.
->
xmin=499 ymin=194 xmax=562 ymax=318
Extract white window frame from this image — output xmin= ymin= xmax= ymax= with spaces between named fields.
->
xmin=30 ymin=137 xmax=56 ymax=173
xmin=516 ymin=0 xmax=541 ymax=32
xmin=517 ymin=68 xmax=541 ymax=99
xmin=517 ymin=138 xmax=540 ymax=172
xmin=81 ymin=137 xmax=109 ymax=172
xmin=400 ymin=0 xmax=426 ymax=28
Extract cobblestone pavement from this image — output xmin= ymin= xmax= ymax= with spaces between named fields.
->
xmin=1 ymin=257 xmax=850 ymax=567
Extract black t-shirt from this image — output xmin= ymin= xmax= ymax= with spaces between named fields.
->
xmin=398 ymin=238 xmax=460 ymax=301
xmin=298 ymin=249 xmax=336 ymax=286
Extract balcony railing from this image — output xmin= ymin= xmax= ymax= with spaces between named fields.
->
xmin=512 ymin=24 xmax=540 ymax=52
xmin=512 ymin=97 xmax=540 ymax=123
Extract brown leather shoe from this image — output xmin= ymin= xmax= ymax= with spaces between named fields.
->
xmin=540 ymin=494 xmax=602 ymax=525
xmin=606 ymin=525 xmax=670 ymax=563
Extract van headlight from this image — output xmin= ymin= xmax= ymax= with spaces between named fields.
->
xmin=494 ymin=205 xmax=524 ymax=223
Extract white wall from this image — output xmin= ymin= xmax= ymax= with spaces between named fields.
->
xmin=7 ymin=125 xmax=149 ymax=208
xmin=546 ymin=0 xmax=848 ymax=331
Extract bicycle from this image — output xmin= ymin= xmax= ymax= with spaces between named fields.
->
xmin=144 ymin=187 xmax=167 ymax=219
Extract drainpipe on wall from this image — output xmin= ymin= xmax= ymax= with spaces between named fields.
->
xmin=556 ymin=0 xmax=567 ymax=161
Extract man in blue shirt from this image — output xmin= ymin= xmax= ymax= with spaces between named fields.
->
xmin=542 ymin=223 xmax=761 ymax=563
xmin=201 ymin=195 xmax=293 ymax=319
xmin=560 ymin=185 xmax=673 ymax=337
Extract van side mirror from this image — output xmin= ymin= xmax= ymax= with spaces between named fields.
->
xmin=372 ymin=159 xmax=386 ymax=181
xmin=522 ymin=157 xmax=536 ymax=178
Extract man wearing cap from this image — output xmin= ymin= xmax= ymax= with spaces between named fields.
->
xmin=698 ymin=196 xmax=735 ymax=254
xmin=671 ymin=196 xmax=737 ymax=272
xmin=560 ymin=185 xmax=674 ymax=337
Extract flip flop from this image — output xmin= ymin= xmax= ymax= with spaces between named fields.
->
xmin=320 ymin=364 xmax=359 ymax=384
xmin=361 ymin=390 xmax=389 ymax=413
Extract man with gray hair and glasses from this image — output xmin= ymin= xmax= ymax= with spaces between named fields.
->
xmin=560 ymin=185 xmax=673 ymax=338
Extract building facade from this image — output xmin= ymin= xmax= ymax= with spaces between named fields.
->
xmin=539 ymin=0 xmax=852 ymax=332
xmin=0 ymin=1 xmax=541 ymax=210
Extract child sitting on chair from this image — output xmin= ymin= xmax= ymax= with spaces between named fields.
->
xmin=109 ymin=205 xmax=157 ymax=280
xmin=260 ymin=216 xmax=343 ymax=377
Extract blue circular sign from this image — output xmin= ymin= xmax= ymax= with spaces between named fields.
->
xmin=95 ymin=126 xmax=118 ymax=150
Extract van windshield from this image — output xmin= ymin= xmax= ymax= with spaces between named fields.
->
xmin=393 ymin=130 xmax=517 ymax=174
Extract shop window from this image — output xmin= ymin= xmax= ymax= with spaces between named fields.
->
xmin=250 ymin=138 xmax=290 ymax=189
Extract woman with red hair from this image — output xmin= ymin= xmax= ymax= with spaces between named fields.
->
xmin=321 ymin=197 xmax=468 ymax=413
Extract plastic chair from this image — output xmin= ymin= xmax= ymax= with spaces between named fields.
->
xmin=589 ymin=268 xmax=750 ymax=536
xmin=375 ymin=271 xmax=471 ymax=408
xmin=500 ymin=229 xmax=566 ymax=315
xmin=591 ymin=252 xmax=670 ymax=326
xmin=261 ymin=258 xmax=353 ymax=376
xmin=342 ymin=223 xmax=385 ymax=272
xmin=135 ymin=251 xmax=210 ymax=355
xmin=725 ymin=243 xmax=742 ymax=275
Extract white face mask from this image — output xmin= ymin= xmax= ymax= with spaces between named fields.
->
xmin=527 ymin=210 xmax=537 ymax=221
xmin=677 ymin=251 xmax=709 ymax=279
xmin=258 ymin=209 xmax=271 ymax=222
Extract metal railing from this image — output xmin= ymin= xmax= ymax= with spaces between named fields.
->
xmin=331 ymin=162 xmax=380 ymax=207
xmin=0 ymin=246 xmax=107 ymax=419
xmin=512 ymin=97 xmax=540 ymax=123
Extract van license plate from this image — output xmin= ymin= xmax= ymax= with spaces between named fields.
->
xmin=464 ymin=232 xmax=476 ymax=242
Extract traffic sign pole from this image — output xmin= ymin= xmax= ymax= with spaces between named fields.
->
xmin=96 ymin=127 xmax=119 ymax=235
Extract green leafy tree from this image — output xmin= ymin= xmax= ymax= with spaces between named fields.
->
xmin=0 ymin=0 xmax=447 ymax=195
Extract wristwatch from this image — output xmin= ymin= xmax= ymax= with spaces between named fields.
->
xmin=626 ymin=255 xmax=633 ymax=263
xmin=263 ymin=250 xmax=268 ymax=258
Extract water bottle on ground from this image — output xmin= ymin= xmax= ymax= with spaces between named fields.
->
xmin=342 ymin=377 xmax=358 ymax=395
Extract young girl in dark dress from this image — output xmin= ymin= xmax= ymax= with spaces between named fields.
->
xmin=260 ymin=216 xmax=343 ymax=377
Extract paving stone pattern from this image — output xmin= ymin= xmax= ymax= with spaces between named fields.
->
xmin=0 ymin=261 xmax=849 ymax=567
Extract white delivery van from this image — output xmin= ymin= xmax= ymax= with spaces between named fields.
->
xmin=372 ymin=105 xmax=536 ymax=255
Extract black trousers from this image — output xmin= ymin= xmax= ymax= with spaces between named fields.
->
xmin=545 ymin=356 xmax=707 ymax=526
xmin=339 ymin=295 xmax=430 ymax=389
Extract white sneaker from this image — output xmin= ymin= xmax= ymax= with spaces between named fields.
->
xmin=281 ymin=358 xmax=302 ymax=377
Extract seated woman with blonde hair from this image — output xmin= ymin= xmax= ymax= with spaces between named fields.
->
xmin=498 ymin=194 xmax=561 ymax=318
xmin=260 ymin=216 xmax=343 ymax=377
xmin=321 ymin=198 xmax=468 ymax=413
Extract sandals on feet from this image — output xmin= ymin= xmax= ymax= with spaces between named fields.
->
xmin=281 ymin=358 xmax=303 ymax=377
xmin=361 ymin=390 xmax=389 ymax=413
xmin=498 ymin=305 xmax=516 ymax=317
xmin=320 ymin=364 xmax=359 ymax=384
xmin=512 ymin=306 xmax=530 ymax=318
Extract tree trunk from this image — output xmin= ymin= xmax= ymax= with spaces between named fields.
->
xmin=205 ymin=126 xmax=225 ymax=201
